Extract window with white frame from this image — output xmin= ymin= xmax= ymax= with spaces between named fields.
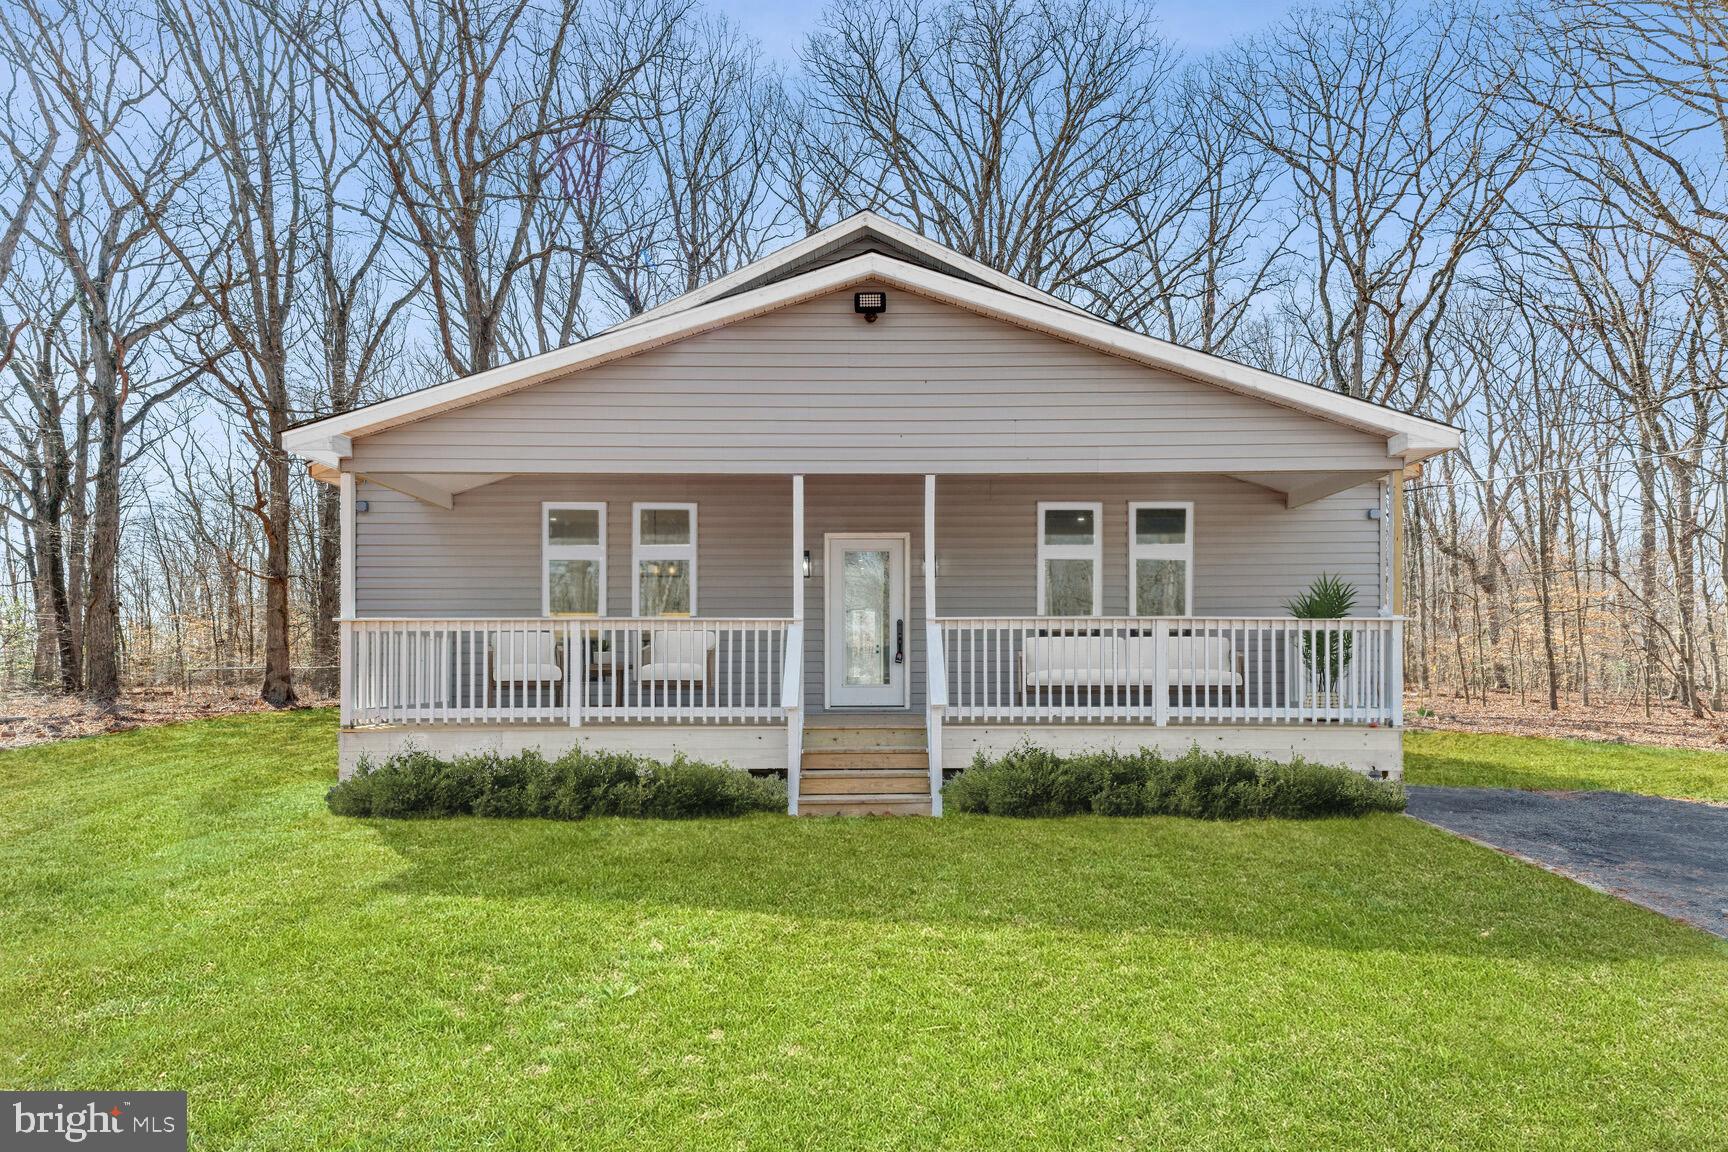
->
xmin=1129 ymin=502 xmax=1193 ymax=616
xmin=1037 ymin=502 xmax=1102 ymax=616
xmin=542 ymin=503 xmax=606 ymax=616
xmin=633 ymin=503 xmax=697 ymax=616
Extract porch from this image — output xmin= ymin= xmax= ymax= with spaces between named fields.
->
xmin=334 ymin=471 xmax=1407 ymax=813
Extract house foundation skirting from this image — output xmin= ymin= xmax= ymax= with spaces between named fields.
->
xmin=338 ymin=724 xmax=790 ymax=779
xmin=942 ymin=725 xmax=1402 ymax=780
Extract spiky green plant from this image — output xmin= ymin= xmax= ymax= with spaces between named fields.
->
xmin=1285 ymin=573 xmax=1358 ymax=689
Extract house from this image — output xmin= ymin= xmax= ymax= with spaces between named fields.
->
xmin=285 ymin=213 xmax=1458 ymax=815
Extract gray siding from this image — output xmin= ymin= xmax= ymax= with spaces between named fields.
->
xmin=354 ymin=473 xmax=1384 ymax=711
xmin=348 ymin=285 xmax=1399 ymax=476
xmin=355 ymin=475 xmax=794 ymax=618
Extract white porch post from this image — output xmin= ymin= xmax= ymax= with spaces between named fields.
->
xmin=787 ymin=474 xmax=805 ymax=814
xmin=924 ymin=473 xmax=943 ymax=815
xmin=338 ymin=472 xmax=356 ymax=728
xmin=1390 ymin=617 xmax=1405 ymax=728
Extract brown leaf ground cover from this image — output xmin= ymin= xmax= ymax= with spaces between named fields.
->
xmin=1406 ymin=688 xmax=1728 ymax=750
xmin=0 ymin=685 xmax=334 ymax=750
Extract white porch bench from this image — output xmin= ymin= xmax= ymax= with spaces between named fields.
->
xmin=1020 ymin=633 xmax=1243 ymax=694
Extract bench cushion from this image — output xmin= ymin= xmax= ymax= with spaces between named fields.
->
xmin=494 ymin=662 xmax=564 ymax=683
xmin=638 ymin=660 xmax=707 ymax=682
xmin=1021 ymin=633 xmax=1243 ymax=688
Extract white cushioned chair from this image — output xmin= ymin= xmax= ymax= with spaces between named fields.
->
xmin=492 ymin=630 xmax=563 ymax=685
xmin=638 ymin=629 xmax=718 ymax=685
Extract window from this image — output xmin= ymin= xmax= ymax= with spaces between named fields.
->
xmin=633 ymin=503 xmax=697 ymax=616
xmin=1037 ymin=502 xmax=1102 ymax=616
xmin=1129 ymin=502 xmax=1193 ymax=616
xmin=542 ymin=503 xmax=605 ymax=616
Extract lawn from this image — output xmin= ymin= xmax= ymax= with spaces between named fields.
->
xmin=2 ymin=713 xmax=1725 ymax=1150
xmin=1406 ymin=729 xmax=1728 ymax=801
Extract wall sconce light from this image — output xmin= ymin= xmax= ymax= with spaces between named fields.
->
xmin=853 ymin=290 xmax=887 ymax=322
xmin=802 ymin=550 xmax=812 ymax=578
xmin=355 ymin=500 xmax=369 ymax=513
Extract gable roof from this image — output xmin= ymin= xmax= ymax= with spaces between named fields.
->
xmin=284 ymin=218 xmax=1459 ymax=467
xmin=613 ymin=211 xmax=1094 ymax=331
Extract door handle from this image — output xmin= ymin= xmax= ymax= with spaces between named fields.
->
xmin=895 ymin=619 xmax=905 ymax=664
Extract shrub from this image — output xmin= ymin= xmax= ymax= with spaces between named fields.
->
xmin=942 ymin=744 xmax=1404 ymax=820
xmin=327 ymin=746 xmax=785 ymax=820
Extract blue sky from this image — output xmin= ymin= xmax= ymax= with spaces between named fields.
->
xmin=725 ymin=0 xmax=1301 ymax=61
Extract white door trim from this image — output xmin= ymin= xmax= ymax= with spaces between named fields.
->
xmin=822 ymin=532 xmax=912 ymax=710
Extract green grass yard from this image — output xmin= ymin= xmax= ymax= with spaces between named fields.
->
xmin=1406 ymin=729 xmax=1728 ymax=801
xmin=2 ymin=712 xmax=1725 ymax=1149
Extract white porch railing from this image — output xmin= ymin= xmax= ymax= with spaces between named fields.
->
xmin=345 ymin=617 xmax=794 ymax=726
xmin=934 ymin=616 xmax=1402 ymax=726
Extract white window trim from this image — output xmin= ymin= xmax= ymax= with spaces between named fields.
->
xmin=1036 ymin=501 xmax=1103 ymax=617
xmin=632 ymin=502 xmax=698 ymax=616
xmin=542 ymin=501 xmax=607 ymax=617
xmin=1128 ymin=501 xmax=1195 ymax=617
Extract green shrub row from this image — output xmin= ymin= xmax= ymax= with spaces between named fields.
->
xmin=327 ymin=747 xmax=786 ymax=820
xmin=942 ymin=744 xmax=1405 ymax=819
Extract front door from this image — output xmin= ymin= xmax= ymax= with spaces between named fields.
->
xmin=825 ymin=535 xmax=909 ymax=708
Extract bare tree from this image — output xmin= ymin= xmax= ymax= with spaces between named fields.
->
xmin=283 ymin=0 xmax=688 ymax=375
xmin=1080 ymin=61 xmax=1294 ymax=353
xmin=555 ymin=13 xmax=790 ymax=327
xmin=801 ymin=0 xmax=1176 ymax=292
xmin=0 ymin=284 xmax=84 ymax=690
xmin=302 ymin=83 xmax=422 ymax=694
xmin=8 ymin=0 xmax=216 ymax=704
xmin=1223 ymin=0 xmax=1549 ymax=405
xmin=132 ymin=0 xmax=316 ymax=707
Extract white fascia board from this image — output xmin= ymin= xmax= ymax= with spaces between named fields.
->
xmin=284 ymin=432 xmax=352 ymax=465
xmin=284 ymin=251 xmax=1459 ymax=459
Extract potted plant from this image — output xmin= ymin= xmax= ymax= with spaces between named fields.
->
xmin=1285 ymin=573 xmax=1356 ymax=710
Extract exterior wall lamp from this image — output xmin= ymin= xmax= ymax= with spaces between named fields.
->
xmin=853 ymin=291 xmax=887 ymax=322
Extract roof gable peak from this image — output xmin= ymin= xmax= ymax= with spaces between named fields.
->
xmin=614 ymin=212 xmax=1089 ymax=333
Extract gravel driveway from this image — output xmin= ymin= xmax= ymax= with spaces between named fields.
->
xmin=1405 ymin=786 xmax=1728 ymax=939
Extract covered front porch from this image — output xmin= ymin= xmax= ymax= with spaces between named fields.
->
xmin=333 ymin=471 xmax=1406 ymax=813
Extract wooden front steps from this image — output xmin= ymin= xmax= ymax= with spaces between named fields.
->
xmin=797 ymin=720 xmax=931 ymax=816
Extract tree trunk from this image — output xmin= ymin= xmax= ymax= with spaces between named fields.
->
xmin=311 ymin=479 xmax=341 ymax=697
xmin=258 ymin=421 xmax=298 ymax=708
xmin=83 ymin=390 xmax=123 ymax=705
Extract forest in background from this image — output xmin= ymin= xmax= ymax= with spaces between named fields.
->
xmin=0 ymin=0 xmax=1722 ymax=722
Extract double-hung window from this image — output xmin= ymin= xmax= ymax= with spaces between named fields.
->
xmin=1037 ymin=502 xmax=1102 ymax=616
xmin=542 ymin=503 xmax=606 ymax=616
xmin=633 ymin=503 xmax=697 ymax=616
xmin=1129 ymin=502 xmax=1193 ymax=616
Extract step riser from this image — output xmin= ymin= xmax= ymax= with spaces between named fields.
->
xmin=799 ymin=799 xmax=932 ymax=817
xmin=802 ymin=751 xmax=928 ymax=770
xmin=802 ymin=775 xmax=931 ymax=796
xmin=803 ymin=729 xmax=926 ymax=751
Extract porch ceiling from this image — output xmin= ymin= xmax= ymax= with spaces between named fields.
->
xmin=1224 ymin=469 xmax=1391 ymax=508
xmin=309 ymin=467 xmax=1393 ymax=511
xmin=306 ymin=468 xmax=511 ymax=508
